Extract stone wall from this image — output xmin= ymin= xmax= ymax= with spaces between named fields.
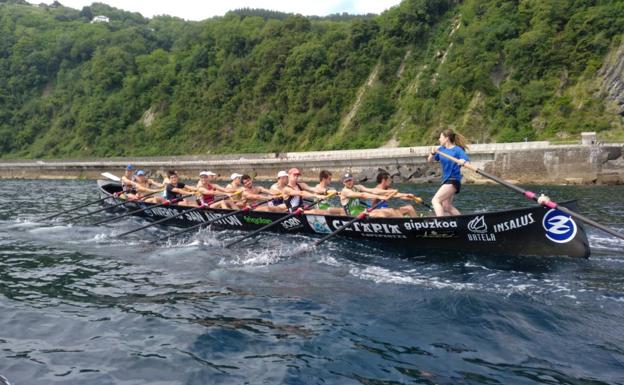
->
xmin=0 ymin=142 xmax=622 ymax=185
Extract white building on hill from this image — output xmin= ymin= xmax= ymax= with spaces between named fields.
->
xmin=91 ymin=15 xmax=110 ymax=23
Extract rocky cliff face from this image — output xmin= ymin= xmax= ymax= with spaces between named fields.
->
xmin=598 ymin=42 xmax=624 ymax=115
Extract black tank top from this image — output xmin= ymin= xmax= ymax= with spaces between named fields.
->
xmin=285 ymin=183 xmax=304 ymax=211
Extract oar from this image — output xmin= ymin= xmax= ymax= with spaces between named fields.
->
xmin=435 ymin=150 xmax=624 ymax=241
xmin=311 ymin=191 xmax=398 ymax=248
xmin=159 ymin=197 xmax=273 ymax=242
xmin=116 ymin=204 xmax=207 ymax=238
xmin=91 ymin=193 xmax=193 ymax=227
xmin=90 ymin=191 xmax=170 ymax=225
xmin=225 ymin=193 xmax=336 ymax=248
xmin=39 ymin=193 xmax=121 ymax=222
xmin=116 ymin=193 xmax=236 ymax=238
xmin=62 ymin=190 xmax=162 ymax=224
xmin=101 ymin=172 xmax=121 ymax=182
xmin=413 ymin=196 xmax=432 ymax=210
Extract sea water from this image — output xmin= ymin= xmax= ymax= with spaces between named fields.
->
xmin=1 ymin=180 xmax=623 ymax=384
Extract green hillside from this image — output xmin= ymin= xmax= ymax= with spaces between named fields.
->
xmin=0 ymin=0 xmax=623 ymax=158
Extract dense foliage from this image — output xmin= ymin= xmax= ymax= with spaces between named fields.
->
xmin=0 ymin=0 xmax=622 ymax=158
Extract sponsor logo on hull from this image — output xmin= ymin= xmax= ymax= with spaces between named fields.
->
xmin=281 ymin=217 xmax=303 ymax=230
xmin=467 ymin=233 xmax=496 ymax=242
xmin=403 ymin=218 xmax=458 ymax=231
xmin=243 ymin=216 xmax=272 ymax=225
xmin=331 ymin=220 xmax=407 ymax=239
xmin=145 ymin=206 xmax=180 ymax=218
xmin=492 ymin=213 xmax=535 ymax=233
xmin=467 ymin=216 xmax=487 ymax=233
xmin=542 ymin=209 xmax=577 ymax=243
xmin=204 ymin=211 xmax=243 ymax=226
xmin=467 ymin=215 xmax=495 ymax=242
xmin=307 ymin=215 xmax=332 ymax=234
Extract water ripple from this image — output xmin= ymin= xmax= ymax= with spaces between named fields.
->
xmin=0 ymin=181 xmax=623 ymax=384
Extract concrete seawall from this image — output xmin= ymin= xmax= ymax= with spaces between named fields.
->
xmin=1 ymin=141 xmax=622 ymax=185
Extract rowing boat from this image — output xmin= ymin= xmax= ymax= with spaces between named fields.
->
xmin=97 ymin=180 xmax=590 ymax=258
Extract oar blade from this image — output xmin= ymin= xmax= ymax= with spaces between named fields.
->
xmin=101 ymin=172 xmax=121 ymax=182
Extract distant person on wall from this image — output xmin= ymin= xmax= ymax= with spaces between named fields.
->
xmin=427 ymin=129 xmax=470 ymax=216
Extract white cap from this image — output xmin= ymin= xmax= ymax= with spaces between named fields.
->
xmin=200 ymin=171 xmax=217 ymax=176
xmin=277 ymin=170 xmax=288 ymax=178
xmin=230 ymin=173 xmax=243 ymax=180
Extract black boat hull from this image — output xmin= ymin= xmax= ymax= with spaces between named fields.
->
xmin=97 ymin=180 xmax=590 ymax=258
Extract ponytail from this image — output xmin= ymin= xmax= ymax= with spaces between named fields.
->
xmin=441 ymin=129 xmax=469 ymax=151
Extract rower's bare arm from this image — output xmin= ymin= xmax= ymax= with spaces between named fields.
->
xmin=369 ymin=187 xmax=397 ymax=195
xmin=354 ymin=184 xmax=373 ymax=193
xmin=359 ymin=192 xmax=387 ymax=201
xmin=339 ymin=188 xmax=354 ymax=198
xmin=171 ymin=187 xmax=188 ymax=195
xmin=427 ymin=147 xmax=438 ymax=163
xmin=243 ymin=191 xmax=268 ymax=201
xmin=197 ymin=187 xmax=215 ymax=196
xmin=136 ymin=185 xmax=159 ymax=194
xmin=282 ymin=186 xmax=299 ymax=197
xmin=180 ymin=186 xmax=198 ymax=194
xmin=268 ymin=187 xmax=284 ymax=196
xmin=257 ymin=186 xmax=273 ymax=195
xmin=149 ymin=179 xmax=164 ymax=188
xmin=300 ymin=182 xmax=316 ymax=193
xmin=122 ymin=177 xmax=136 ymax=187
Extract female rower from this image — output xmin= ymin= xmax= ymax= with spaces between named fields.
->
xmin=427 ymin=128 xmax=470 ymax=216
xmin=196 ymin=171 xmax=238 ymax=209
xmin=267 ymin=171 xmax=289 ymax=212
xmin=225 ymin=173 xmax=245 ymax=208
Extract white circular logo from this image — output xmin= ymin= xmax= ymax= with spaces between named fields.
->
xmin=542 ymin=209 xmax=577 ymax=243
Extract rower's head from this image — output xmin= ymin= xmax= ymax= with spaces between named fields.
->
xmin=319 ymin=170 xmax=332 ymax=184
xmin=230 ymin=173 xmax=243 ymax=185
xmin=376 ymin=171 xmax=391 ymax=188
xmin=288 ymin=168 xmax=301 ymax=184
xmin=125 ymin=164 xmax=133 ymax=176
xmin=341 ymin=172 xmax=354 ymax=187
xmin=168 ymin=170 xmax=179 ymax=184
xmin=439 ymin=129 xmax=468 ymax=150
xmin=241 ymin=174 xmax=253 ymax=188
xmin=135 ymin=169 xmax=146 ymax=181
xmin=200 ymin=171 xmax=216 ymax=182
xmin=277 ymin=170 xmax=288 ymax=184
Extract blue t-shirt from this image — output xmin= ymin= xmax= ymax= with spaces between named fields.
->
xmin=434 ymin=146 xmax=470 ymax=183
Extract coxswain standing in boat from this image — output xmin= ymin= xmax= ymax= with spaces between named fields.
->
xmin=240 ymin=174 xmax=274 ymax=211
xmin=369 ymin=171 xmax=418 ymax=217
xmin=339 ymin=172 xmax=391 ymax=217
xmin=120 ymin=165 xmax=139 ymax=200
xmin=196 ymin=171 xmax=238 ymax=209
xmin=164 ymin=171 xmax=199 ymax=206
xmin=133 ymin=170 xmax=164 ymax=203
xmin=280 ymin=168 xmax=326 ymax=213
xmin=427 ymin=128 xmax=470 ymax=216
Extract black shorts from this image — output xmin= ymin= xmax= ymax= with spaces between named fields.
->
xmin=443 ymin=179 xmax=461 ymax=194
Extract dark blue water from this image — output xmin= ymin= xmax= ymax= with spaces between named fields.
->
xmin=1 ymin=180 xmax=623 ymax=385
